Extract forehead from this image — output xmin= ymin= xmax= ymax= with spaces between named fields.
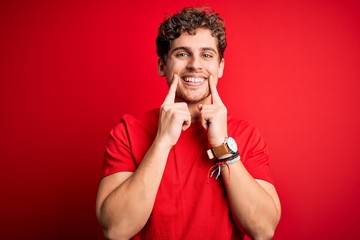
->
xmin=169 ymin=28 xmax=218 ymax=52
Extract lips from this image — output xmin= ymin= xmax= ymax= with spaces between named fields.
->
xmin=181 ymin=76 xmax=207 ymax=86
xmin=183 ymin=77 xmax=205 ymax=83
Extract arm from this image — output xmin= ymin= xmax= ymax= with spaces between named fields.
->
xmin=96 ymin=140 xmax=170 ymax=240
xmin=96 ymin=74 xmax=190 ymax=239
xmin=221 ymin=163 xmax=281 ymax=240
xmin=198 ymin=76 xmax=281 ymax=240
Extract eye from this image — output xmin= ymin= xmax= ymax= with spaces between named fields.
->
xmin=202 ymin=53 xmax=213 ymax=58
xmin=176 ymin=52 xmax=190 ymax=58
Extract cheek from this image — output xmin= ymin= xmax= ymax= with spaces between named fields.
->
xmin=169 ymin=61 xmax=184 ymax=72
xmin=217 ymin=66 xmax=224 ymax=78
xmin=164 ymin=61 xmax=176 ymax=73
xmin=205 ymin=64 xmax=219 ymax=75
xmin=211 ymin=62 xmax=224 ymax=78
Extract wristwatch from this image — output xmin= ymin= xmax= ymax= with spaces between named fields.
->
xmin=207 ymin=137 xmax=238 ymax=159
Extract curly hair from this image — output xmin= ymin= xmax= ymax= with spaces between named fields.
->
xmin=156 ymin=7 xmax=227 ymax=61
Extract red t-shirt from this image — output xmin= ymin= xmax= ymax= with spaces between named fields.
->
xmin=102 ymin=109 xmax=274 ymax=239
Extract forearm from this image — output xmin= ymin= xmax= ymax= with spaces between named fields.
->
xmin=222 ymin=162 xmax=280 ymax=240
xmin=98 ymin=139 xmax=171 ymax=239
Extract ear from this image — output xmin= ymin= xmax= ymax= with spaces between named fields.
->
xmin=158 ymin=58 xmax=166 ymax=76
xmin=217 ymin=58 xmax=225 ymax=78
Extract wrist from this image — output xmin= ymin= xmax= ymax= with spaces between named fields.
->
xmin=207 ymin=136 xmax=238 ymax=160
xmin=217 ymin=153 xmax=232 ymax=160
xmin=153 ymin=135 xmax=174 ymax=151
xmin=211 ymin=136 xmax=228 ymax=148
xmin=208 ymin=152 xmax=241 ymax=181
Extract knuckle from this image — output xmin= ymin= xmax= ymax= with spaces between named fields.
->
xmin=219 ymin=106 xmax=227 ymax=113
xmin=161 ymin=104 xmax=170 ymax=112
xmin=171 ymin=113 xmax=182 ymax=124
xmin=178 ymin=102 xmax=188 ymax=108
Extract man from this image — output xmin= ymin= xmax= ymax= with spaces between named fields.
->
xmin=96 ymin=7 xmax=281 ymax=240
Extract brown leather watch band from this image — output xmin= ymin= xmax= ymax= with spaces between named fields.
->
xmin=207 ymin=137 xmax=238 ymax=159
xmin=211 ymin=144 xmax=229 ymax=158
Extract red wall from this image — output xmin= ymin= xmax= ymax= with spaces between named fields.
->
xmin=1 ymin=0 xmax=359 ymax=239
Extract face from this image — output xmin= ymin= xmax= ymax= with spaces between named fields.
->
xmin=158 ymin=28 xmax=225 ymax=104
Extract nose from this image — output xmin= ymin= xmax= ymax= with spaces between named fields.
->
xmin=186 ymin=56 xmax=202 ymax=71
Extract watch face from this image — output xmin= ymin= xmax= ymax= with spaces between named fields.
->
xmin=227 ymin=137 xmax=238 ymax=152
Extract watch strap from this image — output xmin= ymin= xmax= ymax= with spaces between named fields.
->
xmin=211 ymin=144 xmax=230 ymax=158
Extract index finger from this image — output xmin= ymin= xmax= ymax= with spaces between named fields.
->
xmin=209 ymin=75 xmax=224 ymax=105
xmin=163 ymin=74 xmax=179 ymax=104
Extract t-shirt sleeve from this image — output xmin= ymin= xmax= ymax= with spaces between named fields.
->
xmin=241 ymin=127 xmax=274 ymax=185
xmin=101 ymin=117 xmax=137 ymax=178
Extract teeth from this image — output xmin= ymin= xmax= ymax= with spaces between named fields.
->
xmin=184 ymin=77 xmax=204 ymax=83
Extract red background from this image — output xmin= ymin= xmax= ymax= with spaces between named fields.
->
xmin=1 ymin=0 xmax=359 ymax=239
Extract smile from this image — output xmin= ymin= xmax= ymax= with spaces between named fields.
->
xmin=183 ymin=77 xmax=205 ymax=83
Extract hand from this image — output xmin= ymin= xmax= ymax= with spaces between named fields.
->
xmin=198 ymin=75 xmax=228 ymax=147
xmin=156 ymin=74 xmax=191 ymax=148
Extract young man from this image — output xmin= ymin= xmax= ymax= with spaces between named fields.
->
xmin=96 ymin=7 xmax=281 ymax=240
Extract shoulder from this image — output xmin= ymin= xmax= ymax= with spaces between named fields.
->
xmin=109 ymin=109 xmax=159 ymax=140
xmin=121 ymin=108 xmax=159 ymax=125
xmin=114 ymin=109 xmax=159 ymax=130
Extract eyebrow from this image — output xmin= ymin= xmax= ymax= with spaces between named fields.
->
xmin=170 ymin=46 xmax=218 ymax=55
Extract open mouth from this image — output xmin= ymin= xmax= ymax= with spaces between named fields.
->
xmin=183 ymin=77 xmax=206 ymax=84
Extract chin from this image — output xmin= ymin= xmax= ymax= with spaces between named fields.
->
xmin=178 ymin=91 xmax=210 ymax=104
